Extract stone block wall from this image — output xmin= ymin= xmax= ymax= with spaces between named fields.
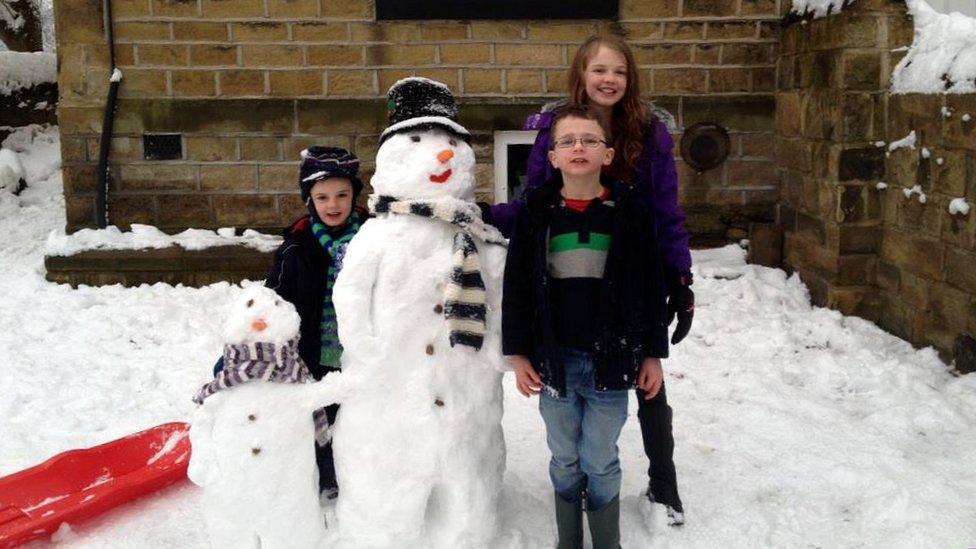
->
xmin=56 ymin=0 xmax=784 ymax=236
xmin=778 ymin=0 xmax=976 ymax=368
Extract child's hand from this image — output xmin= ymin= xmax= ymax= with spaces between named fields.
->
xmin=509 ymin=355 xmax=542 ymax=397
xmin=638 ymin=358 xmax=663 ymax=400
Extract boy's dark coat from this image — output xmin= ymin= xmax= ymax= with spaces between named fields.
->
xmin=502 ymin=175 xmax=669 ymax=397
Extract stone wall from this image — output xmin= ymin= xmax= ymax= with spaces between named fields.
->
xmin=56 ymin=0 xmax=783 ymax=236
xmin=778 ymin=0 xmax=976 ymax=369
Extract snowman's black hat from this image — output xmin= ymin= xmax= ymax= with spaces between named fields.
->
xmin=380 ymin=77 xmax=471 ymax=145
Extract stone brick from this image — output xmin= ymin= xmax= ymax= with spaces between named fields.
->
xmin=137 ymin=45 xmax=188 ymax=67
xmin=653 ymin=68 xmax=705 ymax=94
xmin=728 ymin=160 xmax=777 ymax=186
xmin=839 ymin=92 xmax=883 ymax=142
xmin=842 ymin=51 xmax=882 ymax=91
xmin=295 ymin=99 xmax=386 ymax=134
xmin=353 ymin=135 xmax=380 ymax=161
xmin=113 ymin=0 xmax=151 ymax=17
xmin=889 ymin=93 xmax=943 ymax=145
xmin=201 ymin=0 xmax=264 ymax=18
xmin=634 ymin=44 xmax=692 ymax=65
xmin=151 ymin=0 xmax=199 ymax=18
xmin=709 ymin=68 xmax=750 ymax=93
xmin=929 ymin=282 xmax=973 ymax=332
xmin=241 ymin=45 xmax=304 ymax=67
xmin=111 ymin=195 xmax=157 ymax=228
xmin=327 ymin=70 xmax=376 ymax=95
xmin=186 ymin=137 xmax=237 ymax=162
xmin=463 ymin=69 xmax=503 ymax=93
xmin=267 ymin=0 xmax=318 ymax=18
xmin=838 ymin=147 xmax=885 ymax=182
xmin=190 ymin=45 xmax=238 ymax=66
xmin=746 ymin=222 xmax=783 ymax=268
xmin=881 ymin=229 xmax=944 ymax=280
xmin=349 ymin=22 xmax=420 ymax=43
xmin=61 ymin=138 xmax=88 ymax=163
xmin=619 ymin=23 xmax=664 ymax=41
xmin=775 ymin=92 xmax=802 ymax=137
xmin=119 ymin=70 xmax=169 ymax=97
xmin=156 ymin=194 xmax=213 ymax=227
xmin=218 ymin=70 xmax=266 ymax=96
xmin=231 ymin=22 xmax=289 ymax=42
xmin=293 ymin=22 xmax=349 ymax=42
xmin=419 ymin=23 xmax=470 ymax=41
xmin=172 ymin=71 xmax=217 ymax=96
xmin=525 ymin=22 xmax=595 ymax=42
xmin=115 ymin=22 xmax=170 ymax=41
xmin=740 ymin=0 xmax=777 ymax=15
xmin=322 ymin=0 xmax=372 ymax=19
xmin=258 ymin=164 xmax=297 ymax=191
xmin=684 ymin=95 xmax=775 ymax=131
xmin=279 ymin=193 xmax=306 ymax=223
xmin=469 ymin=22 xmax=523 ymax=40
xmin=241 ymin=138 xmax=282 ymax=161
xmin=62 ymin=164 xmax=99 ymax=194
xmin=121 ymin=164 xmax=197 ymax=191
xmin=876 ymin=259 xmax=900 ymax=291
xmin=307 ymin=45 xmax=363 ymax=66
xmin=495 ymin=44 xmax=563 ymax=66
xmin=944 ymin=95 xmax=976 ymax=149
xmin=684 ymin=0 xmax=736 ymax=16
xmin=546 ymin=70 xmax=569 ymax=94
xmin=876 ymin=291 xmax=914 ymax=340
xmin=214 ymin=195 xmax=279 ymax=226
xmin=722 ymin=43 xmax=774 ymax=65
xmin=946 ymin=247 xmax=976 ymax=293
xmin=440 ymin=44 xmax=491 ymax=65
xmin=66 ymin=196 xmax=96 ymax=228
xmin=931 ymin=150 xmax=969 ymax=197
xmin=886 ymin=12 xmax=915 ymax=49
xmin=913 ymin=312 xmax=957 ymax=357
xmin=619 ymin=0 xmax=678 ymax=18
xmin=836 ymin=253 xmax=876 ymax=285
xmin=200 ymin=165 xmax=257 ymax=191
xmin=365 ymin=44 xmax=436 ymax=66
xmin=705 ymin=21 xmax=756 ymax=40
xmin=693 ymin=44 xmax=720 ymax=65
xmin=269 ymin=70 xmax=324 ymax=96
xmin=506 ymin=69 xmax=543 ymax=94
xmin=836 ymin=224 xmax=882 ymax=254
xmin=662 ymin=22 xmax=704 ymax=41
xmin=173 ymin=22 xmax=229 ymax=41
xmin=753 ymin=68 xmax=775 ymax=92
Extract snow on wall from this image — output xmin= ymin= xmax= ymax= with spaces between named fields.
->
xmin=0 ymin=51 xmax=56 ymax=95
xmin=45 ymin=224 xmax=283 ymax=257
xmin=893 ymin=0 xmax=976 ymax=93
xmin=791 ymin=0 xmax=852 ymax=18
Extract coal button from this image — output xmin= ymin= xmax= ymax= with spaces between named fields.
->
xmin=433 ymin=304 xmax=443 ymax=314
xmin=426 ymin=344 xmax=434 ymax=355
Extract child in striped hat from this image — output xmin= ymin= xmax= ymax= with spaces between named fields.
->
xmin=264 ymin=145 xmax=366 ymax=498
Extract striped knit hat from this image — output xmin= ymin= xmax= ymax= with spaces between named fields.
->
xmin=299 ymin=146 xmax=363 ymax=201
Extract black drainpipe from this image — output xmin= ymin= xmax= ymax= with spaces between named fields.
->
xmin=95 ymin=0 xmax=120 ymax=228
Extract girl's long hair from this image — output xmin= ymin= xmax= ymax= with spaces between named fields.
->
xmin=568 ymin=35 xmax=647 ymax=180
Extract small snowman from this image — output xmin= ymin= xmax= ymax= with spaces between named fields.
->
xmin=188 ymin=285 xmax=351 ymax=549
xmin=330 ymin=78 xmax=510 ymax=548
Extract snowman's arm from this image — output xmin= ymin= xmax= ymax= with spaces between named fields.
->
xmin=332 ymin=224 xmax=383 ymax=365
xmin=481 ymin=243 xmax=512 ymax=372
xmin=293 ymin=370 xmax=365 ymax=410
xmin=186 ymin=405 xmax=216 ymax=487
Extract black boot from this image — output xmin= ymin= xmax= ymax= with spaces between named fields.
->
xmin=586 ymin=495 xmax=620 ymax=549
xmin=554 ymin=492 xmax=583 ymax=549
xmin=637 ymin=383 xmax=684 ymax=525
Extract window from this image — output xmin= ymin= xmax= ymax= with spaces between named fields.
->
xmin=493 ymin=131 xmax=537 ymax=203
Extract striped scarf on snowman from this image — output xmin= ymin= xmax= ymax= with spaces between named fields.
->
xmin=193 ymin=339 xmax=332 ymax=445
xmin=369 ymin=195 xmax=507 ymax=351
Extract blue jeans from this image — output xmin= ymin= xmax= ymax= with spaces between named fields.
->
xmin=539 ymin=347 xmax=629 ymax=511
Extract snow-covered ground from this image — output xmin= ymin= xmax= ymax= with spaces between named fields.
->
xmin=2 ymin=125 xmax=975 ymax=548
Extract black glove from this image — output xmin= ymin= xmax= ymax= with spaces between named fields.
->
xmin=667 ymin=273 xmax=694 ymax=345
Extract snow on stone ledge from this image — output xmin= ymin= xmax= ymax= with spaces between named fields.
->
xmin=0 ymin=52 xmax=56 ymax=95
xmin=791 ymin=0 xmax=851 ymax=18
xmin=44 ymin=224 xmax=283 ymax=257
xmin=892 ymin=0 xmax=976 ymax=94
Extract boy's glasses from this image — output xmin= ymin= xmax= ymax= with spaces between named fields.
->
xmin=553 ymin=135 xmax=607 ymax=149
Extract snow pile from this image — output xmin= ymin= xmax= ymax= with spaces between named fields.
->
xmin=2 ymin=127 xmax=976 ymax=547
xmin=45 ymin=225 xmax=283 ymax=257
xmin=791 ymin=0 xmax=851 ymax=18
xmin=949 ymin=197 xmax=970 ymax=215
xmin=0 ymin=51 xmax=56 ymax=95
xmin=0 ymin=148 xmax=26 ymax=194
xmin=892 ymin=0 xmax=976 ymax=93
xmin=887 ymin=130 xmax=917 ymax=152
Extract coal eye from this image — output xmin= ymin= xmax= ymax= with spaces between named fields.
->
xmin=411 ymin=135 xmax=421 ymax=142
xmin=449 ymin=138 xmax=457 ymax=146
xmin=275 ymin=300 xmax=281 ymax=306
xmin=246 ymin=299 xmax=254 ymax=308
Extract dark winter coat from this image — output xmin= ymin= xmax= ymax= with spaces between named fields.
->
xmin=487 ymin=103 xmax=691 ymax=279
xmin=265 ymin=209 xmax=367 ymax=380
xmin=501 ymin=174 xmax=669 ymax=397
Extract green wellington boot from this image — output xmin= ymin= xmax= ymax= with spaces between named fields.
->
xmin=586 ymin=495 xmax=621 ymax=549
xmin=554 ymin=492 xmax=583 ymax=549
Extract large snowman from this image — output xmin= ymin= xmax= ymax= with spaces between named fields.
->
xmin=187 ymin=285 xmax=352 ymax=549
xmin=331 ymin=78 xmax=509 ymax=548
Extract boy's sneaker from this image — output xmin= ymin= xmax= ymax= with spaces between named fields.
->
xmin=645 ymin=486 xmax=684 ymax=527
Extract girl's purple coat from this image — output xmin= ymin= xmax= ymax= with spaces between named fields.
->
xmin=487 ymin=109 xmax=692 ymax=277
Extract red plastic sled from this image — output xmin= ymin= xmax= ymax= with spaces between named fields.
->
xmin=0 ymin=422 xmax=191 ymax=548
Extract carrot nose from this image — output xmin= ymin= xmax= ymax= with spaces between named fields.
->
xmin=251 ymin=318 xmax=267 ymax=332
xmin=437 ymin=149 xmax=454 ymax=163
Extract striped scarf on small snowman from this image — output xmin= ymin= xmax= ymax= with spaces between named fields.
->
xmin=193 ymin=339 xmax=331 ymax=445
xmin=369 ymin=195 xmax=507 ymax=351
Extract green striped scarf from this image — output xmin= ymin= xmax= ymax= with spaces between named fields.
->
xmin=311 ymin=211 xmax=361 ymax=370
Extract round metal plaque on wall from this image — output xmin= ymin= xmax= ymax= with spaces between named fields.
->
xmin=680 ymin=122 xmax=730 ymax=172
